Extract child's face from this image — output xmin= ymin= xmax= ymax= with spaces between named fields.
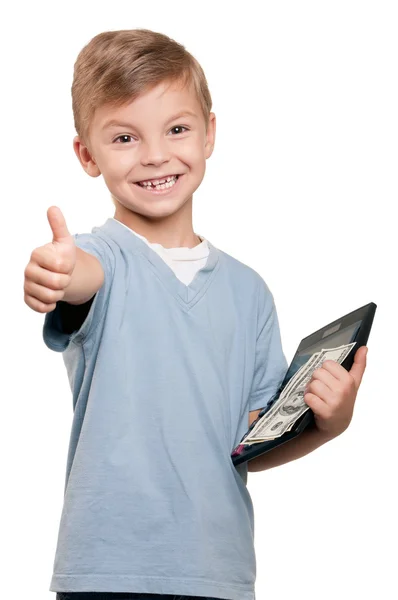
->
xmin=74 ymin=79 xmax=216 ymax=221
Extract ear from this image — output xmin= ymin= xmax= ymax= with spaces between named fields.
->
xmin=205 ymin=112 xmax=216 ymax=159
xmin=73 ymin=136 xmax=101 ymax=177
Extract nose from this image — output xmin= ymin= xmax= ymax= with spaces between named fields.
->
xmin=140 ymin=137 xmax=171 ymax=167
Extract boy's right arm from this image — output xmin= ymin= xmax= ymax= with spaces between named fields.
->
xmin=24 ymin=206 xmax=104 ymax=315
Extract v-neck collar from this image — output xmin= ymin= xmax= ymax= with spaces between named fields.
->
xmin=96 ymin=218 xmax=220 ymax=309
xmin=114 ymin=218 xmax=210 ymax=261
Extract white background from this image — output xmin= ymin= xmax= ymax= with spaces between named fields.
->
xmin=1 ymin=1 xmax=396 ymax=599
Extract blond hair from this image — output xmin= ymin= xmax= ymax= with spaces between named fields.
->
xmin=72 ymin=29 xmax=213 ymax=148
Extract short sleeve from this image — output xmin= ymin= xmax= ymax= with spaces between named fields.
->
xmin=248 ymin=278 xmax=288 ymax=412
xmin=43 ymin=232 xmax=115 ymax=352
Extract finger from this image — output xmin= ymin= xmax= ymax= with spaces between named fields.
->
xmin=25 ymin=263 xmax=70 ymax=290
xmin=47 ymin=206 xmax=72 ymax=244
xmin=24 ymin=280 xmax=66 ymax=305
xmin=31 ymin=245 xmax=73 ymax=274
xmin=321 ymin=359 xmax=348 ymax=382
xmin=24 ymin=293 xmax=57 ymax=314
xmin=304 ymin=392 xmax=329 ymax=416
xmin=305 ymin=380 xmax=335 ymax=405
xmin=307 ymin=365 xmax=351 ymax=393
xmin=310 ymin=367 xmax=340 ymax=393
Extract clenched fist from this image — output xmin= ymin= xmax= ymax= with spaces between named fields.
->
xmin=24 ymin=207 xmax=77 ymax=313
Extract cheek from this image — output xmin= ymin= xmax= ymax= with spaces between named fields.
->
xmin=179 ymin=141 xmax=207 ymax=167
xmin=113 ymin=153 xmax=135 ymax=171
xmin=101 ymin=153 xmax=134 ymax=178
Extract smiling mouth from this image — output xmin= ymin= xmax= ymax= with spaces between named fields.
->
xmin=134 ymin=174 xmax=181 ymax=192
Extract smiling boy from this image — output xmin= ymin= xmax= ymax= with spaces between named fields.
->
xmin=24 ymin=28 xmax=367 ymax=600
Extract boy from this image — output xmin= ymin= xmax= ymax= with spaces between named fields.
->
xmin=24 ymin=28 xmax=367 ymax=600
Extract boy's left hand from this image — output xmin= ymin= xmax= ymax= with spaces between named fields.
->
xmin=303 ymin=346 xmax=368 ymax=439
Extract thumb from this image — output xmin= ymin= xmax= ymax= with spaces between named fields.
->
xmin=349 ymin=346 xmax=368 ymax=390
xmin=47 ymin=206 xmax=73 ymax=244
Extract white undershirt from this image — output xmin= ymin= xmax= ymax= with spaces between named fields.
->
xmin=112 ymin=218 xmax=210 ymax=286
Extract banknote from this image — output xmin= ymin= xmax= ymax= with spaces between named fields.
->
xmin=242 ymin=342 xmax=356 ymax=445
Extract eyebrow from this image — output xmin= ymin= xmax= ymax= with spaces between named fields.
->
xmin=102 ymin=110 xmax=198 ymax=130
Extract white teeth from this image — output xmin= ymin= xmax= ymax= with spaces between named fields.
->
xmin=140 ymin=175 xmax=177 ymax=186
xmin=138 ymin=175 xmax=179 ymax=190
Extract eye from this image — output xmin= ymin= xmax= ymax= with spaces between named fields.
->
xmin=114 ymin=134 xmax=134 ymax=144
xmin=169 ymin=126 xmax=188 ymax=135
xmin=113 ymin=126 xmax=188 ymax=143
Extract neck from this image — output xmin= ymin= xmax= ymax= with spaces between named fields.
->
xmin=113 ymin=196 xmax=200 ymax=248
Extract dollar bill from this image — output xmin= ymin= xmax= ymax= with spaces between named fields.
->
xmin=242 ymin=342 xmax=356 ymax=445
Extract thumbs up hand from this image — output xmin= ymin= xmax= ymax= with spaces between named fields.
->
xmin=24 ymin=207 xmax=77 ymax=313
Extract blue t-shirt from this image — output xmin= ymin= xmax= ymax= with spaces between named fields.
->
xmin=43 ymin=218 xmax=288 ymax=600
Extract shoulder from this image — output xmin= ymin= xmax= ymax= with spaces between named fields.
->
xmin=74 ymin=228 xmax=117 ymax=256
xmin=216 ymin=247 xmax=277 ymax=323
xmin=217 ymin=247 xmax=271 ymax=296
xmin=73 ymin=228 xmax=119 ymax=274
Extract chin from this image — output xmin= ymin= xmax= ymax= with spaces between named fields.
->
xmin=139 ymin=201 xmax=188 ymax=220
xmin=120 ymin=196 xmax=191 ymax=220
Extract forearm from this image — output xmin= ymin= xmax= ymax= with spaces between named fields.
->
xmin=247 ymin=424 xmax=334 ymax=472
xmin=63 ymin=247 xmax=104 ymax=305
